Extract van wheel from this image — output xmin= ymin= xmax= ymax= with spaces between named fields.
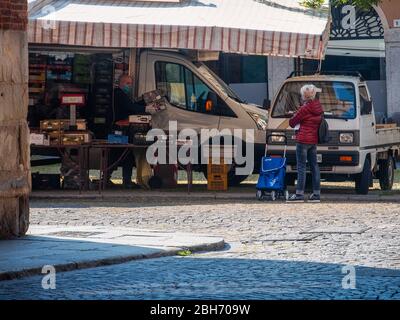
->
xmin=227 ymin=169 xmax=249 ymax=186
xmin=355 ymin=158 xmax=372 ymax=195
xmin=378 ymin=156 xmax=395 ymax=191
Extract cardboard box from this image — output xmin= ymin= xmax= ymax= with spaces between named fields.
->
xmin=30 ymin=133 xmax=50 ymax=146
xmin=48 ymin=131 xmax=62 ymax=145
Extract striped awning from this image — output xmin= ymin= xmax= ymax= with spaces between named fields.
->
xmin=28 ymin=0 xmax=331 ymax=59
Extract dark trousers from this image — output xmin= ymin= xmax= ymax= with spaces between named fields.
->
xmin=296 ymin=143 xmax=321 ymax=195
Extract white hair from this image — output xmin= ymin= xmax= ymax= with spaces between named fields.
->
xmin=300 ymin=84 xmax=322 ymax=101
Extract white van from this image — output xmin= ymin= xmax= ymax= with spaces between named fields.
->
xmin=266 ymin=74 xmax=400 ymax=194
xmin=135 ymin=50 xmax=268 ymax=185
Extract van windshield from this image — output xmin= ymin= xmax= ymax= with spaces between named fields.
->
xmin=271 ymin=81 xmax=356 ymax=119
xmin=195 ymin=63 xmax=244 ymax=103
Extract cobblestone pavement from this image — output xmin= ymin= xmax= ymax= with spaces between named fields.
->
xmin=1 ymin=199 xmax=400 ymax=300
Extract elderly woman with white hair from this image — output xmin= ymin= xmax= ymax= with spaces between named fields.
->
xmin=287 ymin=84 xmax=324 ymax=203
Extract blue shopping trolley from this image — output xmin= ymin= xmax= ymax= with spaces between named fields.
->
xmin=256 ymin=134 xmax=289 ymax=201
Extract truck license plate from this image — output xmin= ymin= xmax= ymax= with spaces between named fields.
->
xmin=317 ymin=154 xmax=322 ymax=163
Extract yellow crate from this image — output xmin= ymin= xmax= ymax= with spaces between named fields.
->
xmin=207 ymin=154 xmax=230 ymax=176
xmin=207 ymin=163 xmax=229 ymax=176
xmin=207 ymin=173 xmax=228 ymax=191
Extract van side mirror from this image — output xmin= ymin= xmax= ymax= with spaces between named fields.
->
xmin=263 ymin=99 xmax=271 ymax=110
xmin=206 ymin=92 xmax=218 ymax=112
xmin=361 ymin=100 xmax=373 ymax=115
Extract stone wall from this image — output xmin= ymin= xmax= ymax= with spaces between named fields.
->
xmin=0 ymin=0 xmax=30 ymax=238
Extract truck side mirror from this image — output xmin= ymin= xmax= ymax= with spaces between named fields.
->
xmin=263 ymin=99 xmax=271 ymax=110
xmin=206 ymin=92 xmax=218 ymax=112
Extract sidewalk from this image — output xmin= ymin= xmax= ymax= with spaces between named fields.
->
xmin=0 ymin=225 xmax=225 ymax=281
xmin=30 ymin=189 xmax=400 ymax=202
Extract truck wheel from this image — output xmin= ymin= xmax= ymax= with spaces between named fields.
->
xmin=355 ymin=158 xmax=372 ymax=195
xmin=378 ymin=156 xmax=395 ymax=191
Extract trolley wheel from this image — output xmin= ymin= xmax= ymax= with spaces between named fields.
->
xmin=271 ymin=191 xmax=277 ymax=201
xmin=284 ymin=190 xmax=290 ymax=201
xmin=256 ymin=190 xmax=264 ymax=201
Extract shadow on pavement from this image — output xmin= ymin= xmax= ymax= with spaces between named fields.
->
xmin=0 ymin=256 xmax=399 ymax=300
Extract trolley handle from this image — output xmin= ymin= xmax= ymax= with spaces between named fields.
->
xmin=266 ymin=134 xmax=288 ymax=145
xmin=265 ymin=133 xmax=288 ymax=158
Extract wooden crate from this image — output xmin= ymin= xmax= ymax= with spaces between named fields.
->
xmin=41 ymin=119 xmax=87 ymax=131
xmin=62 ymin=132 xmax=91 ymax=145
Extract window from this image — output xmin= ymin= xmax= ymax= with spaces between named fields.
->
xmin=155 ymin=61 xmax=216 ymax=114
xmin=272 ymin=81 xmax=356 ymax=120
xmin=359 ymin=86 xmax=372 ymax=115
xmin=155 ymin=62 xmax=186 ymax=108
xmin=216 ymin=54 xmax=268 ymax=84
xmin=302 ymin=56 xmax=384 ymax=81
xmin=241 ymin=55 xmax=268 ymax=83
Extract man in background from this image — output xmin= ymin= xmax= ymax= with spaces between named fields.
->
xmin=114 ymin=75 xmax=146 ymax=121
xmin=108 ymin=74 xmax=147 ymax=189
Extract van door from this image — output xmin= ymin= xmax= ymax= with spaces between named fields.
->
xmin=143 ymin=52 xmax=220 ymax=132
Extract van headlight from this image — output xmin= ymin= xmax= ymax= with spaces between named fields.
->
xmin=340 ymin=133 xmax=354 ymax=144
xmin=248 ymin=112 xmax=267 ymax=130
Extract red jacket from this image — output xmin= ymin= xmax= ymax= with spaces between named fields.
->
xmin=289 ymin=99 xmax=323 ymax=145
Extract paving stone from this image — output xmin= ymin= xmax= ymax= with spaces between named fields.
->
xmin=1 ymin=199 xmax=399 ymax=300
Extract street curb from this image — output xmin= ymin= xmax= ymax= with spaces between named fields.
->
xmin=30 ymin=192 xmax=400 ymax=203
xmin=0 ymin=239 xmax=225 ymax=282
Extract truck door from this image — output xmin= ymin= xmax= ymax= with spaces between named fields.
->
xmin=143 ymin=51 xmax=220 ymax=133
xmin=359 ymin=85 xmax=377 ymax=154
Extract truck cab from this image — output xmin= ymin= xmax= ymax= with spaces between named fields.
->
xmin=266 ymin=74 xmax=400 ymax=194
xmin=136 ymin=50 xmax=268 ymax=184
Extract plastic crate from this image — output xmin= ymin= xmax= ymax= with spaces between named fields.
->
xmin=207 ymin=155 xmax=230 ymax=179
xmin=207 ymin=173 xmax=228 ymax=191
xmin=108 ymin=134 xmax=129 ymax=144
xmin=207 ymin=163 xmax=229 ymax=176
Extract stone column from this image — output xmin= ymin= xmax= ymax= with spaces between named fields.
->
xmin=0 ymin=0 xmax=30 ymax=239
xmin=385 ymin=29 xmax=400 ymax=118
xmin=267 ymin=56 xmax=294 ymax=100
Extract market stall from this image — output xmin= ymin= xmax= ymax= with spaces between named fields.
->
xmin=27 ymin=0 xmax=331 ymax=192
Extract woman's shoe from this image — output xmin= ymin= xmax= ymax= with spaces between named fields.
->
xmin=308 ymin=194 xmax=321 ymax=203
xmin=286 ymin=194 xmax=305 ymax=203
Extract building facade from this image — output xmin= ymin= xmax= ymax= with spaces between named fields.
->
xmin=217 ymin=1 xmax=399 ymax=121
